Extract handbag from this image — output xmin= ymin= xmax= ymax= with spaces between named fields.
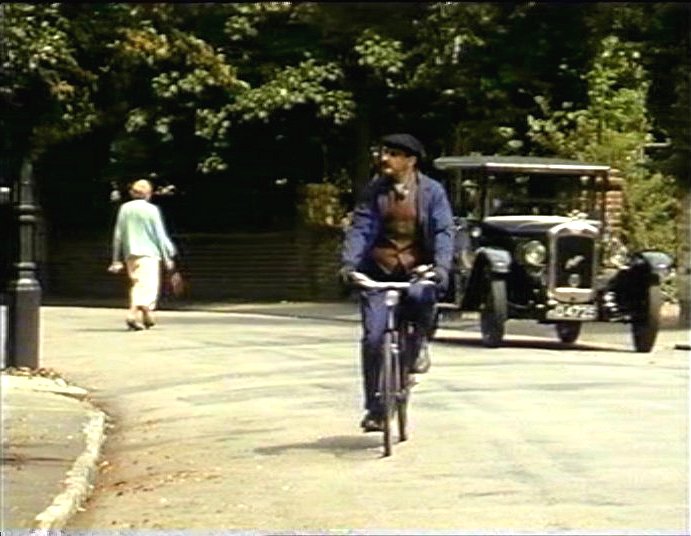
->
xmin=167 ymin=270 xmax=186 ymax=297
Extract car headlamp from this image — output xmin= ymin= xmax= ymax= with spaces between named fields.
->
xmin=520 ymin=240 xmax=546 ymax=267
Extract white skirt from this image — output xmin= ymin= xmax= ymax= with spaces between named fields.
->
xmin=126 ymin=256 xmax=161 ymax=309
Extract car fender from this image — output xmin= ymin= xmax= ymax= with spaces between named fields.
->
xmin=461 ymin=247 xmax=511 ymax=310
xmin=475 ymin=247 xmax=512 ymax=275
xmin=629 ymin=251 xmax=674 ymax=285
xmin=608 ymin=250 xmax=672 ymax=317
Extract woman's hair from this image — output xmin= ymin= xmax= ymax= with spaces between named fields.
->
xmin=129 ymin=179 xmax=153 ymax=199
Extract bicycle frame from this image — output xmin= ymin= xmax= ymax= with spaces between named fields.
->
xmin=350 ymin=267 xmax=436 ymax=457
xmin=380 ymin=288 xmax=409 ymax=456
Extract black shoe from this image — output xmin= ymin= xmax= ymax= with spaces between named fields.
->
xmin=360 ymin=412 xmax=385 ymax=433
xmin=126 ymin=319 xmax=144 ymax=331
xmin=411 ymin=338 xmax=431 ymax=373
xmin=141 ymin=308 xmax=156 ymax=329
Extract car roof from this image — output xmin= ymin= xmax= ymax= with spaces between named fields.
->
xmin=434 ymin=155 xmax=611 ymax=174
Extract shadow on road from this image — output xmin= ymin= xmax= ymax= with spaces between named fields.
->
xmin=77 ymin=328 xmax=134 ymax=333
xmin=433 ymin=335 xmax=626 ymax=353
xmin=255 ymin=434 xmax=384 ymax=458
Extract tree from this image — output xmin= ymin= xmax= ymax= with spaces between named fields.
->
xmin=527 ymin=34 xmax=678 ymax=259
xmin=1 ymin=3 xmax=98 ymax=167
xmin=99 ymin=3 xmax=250 ymax=176
xmin=6 ymin=3 xmax=685 ymax=242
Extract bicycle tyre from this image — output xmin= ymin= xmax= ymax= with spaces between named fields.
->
xmin=397 ymin=323 xmax=410 ymax=442
xmin=380 ymin=330 xmax=395 ymax=457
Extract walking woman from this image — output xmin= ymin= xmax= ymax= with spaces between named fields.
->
xmin=108 ymin=179 xmax=177 ymax=330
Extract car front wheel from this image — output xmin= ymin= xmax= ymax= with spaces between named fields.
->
xmin=480 ymin=278 xmax=507 ymax=348
xmin=632 ymin=284 xmax=662 ymax=353
xmin=555 ymin=322 xmax=581 ymax=344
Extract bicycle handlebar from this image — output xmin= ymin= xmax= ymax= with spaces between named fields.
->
xmin=348 ymin=265 xmax=437 ymax=291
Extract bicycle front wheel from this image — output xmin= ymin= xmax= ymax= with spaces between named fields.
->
xmin=397 ymin=324 xmax=411 ymax=442
xmin=380 ymin=331 xmax=397 ymax=457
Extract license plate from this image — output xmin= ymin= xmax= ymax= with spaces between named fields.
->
xmin=546 ymin=303 xmax=597 ymax=321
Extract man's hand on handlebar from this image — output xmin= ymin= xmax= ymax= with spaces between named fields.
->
xmin=340 ymin=265 xmax=441 ymax=291
xmin=338 ymin=266 xmax=355 ymax=286
xmin=431 ymin=266 xmax=448 ymax=288
xmin=411 ymin=264 xmax=434 ymax=278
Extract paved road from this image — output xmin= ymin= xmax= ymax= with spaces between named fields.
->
xmin=38 ymin=306 xmax=687 ymax=533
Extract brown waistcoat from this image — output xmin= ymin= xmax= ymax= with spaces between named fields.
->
xmin=371 ymin=181 xmax=424 ymax=274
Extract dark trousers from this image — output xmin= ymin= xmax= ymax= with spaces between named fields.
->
xmin=359 ymin=280 xmax=437 ymax=414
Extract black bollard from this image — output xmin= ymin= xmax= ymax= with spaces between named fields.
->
xmin=7 ymin=159 xmax=41 ymax=369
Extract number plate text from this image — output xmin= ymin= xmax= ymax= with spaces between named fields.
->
xmin=546 ymin=303 xmax=597 ymax=321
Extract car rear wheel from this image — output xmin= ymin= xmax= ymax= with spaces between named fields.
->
xmin=632 ymin=284 xmax=662 ymax=353
xmin=555 ymin=322 xmax=581 ymax=344
xmin=480 ymin=278 xmax=507 ymax=348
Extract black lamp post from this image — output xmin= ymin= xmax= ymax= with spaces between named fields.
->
xmin=0 ymin=182 xmax=10 ymax=366
xmin=6 ymin=158 xmax=41 ymax=368
xmin=1 ymin=1 xmax=41 ymax=368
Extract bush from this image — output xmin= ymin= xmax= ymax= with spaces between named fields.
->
xmin=297 ymin=182 xmax=347 ymax=229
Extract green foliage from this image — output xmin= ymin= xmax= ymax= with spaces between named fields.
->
xmin=408 ymin=2 xmax=495 ymax=88
xmin=223 ymin=3 xmax=296 ymax=42
xmin=621 ymin=169 xmax=679 ymax=251
xmin=2 ymin=2 xmax=685 ymax=243
xmin=111 ymin=15 xmax=249 ymax=174
xmin=192 ymin=58 xmax=355 ymax=174
xmin=407 ymin=3 xmax=601 ymax=155
xmin=2 ymin=3 xmax=97 ymax=156
xmin=353 ymin=29 xmax=407 ymax=88
xmin=228 ymin=60 xmax=354 ymax=125
xmin=403 ymin=3 xmax=503 ymax=152
xmin=528 ymin=36 xmax=650 ymax=171
xmin=527 ymin=35 xmax=678 ymax=255
xmin=297 ymin=182 xmax=346 ymax=229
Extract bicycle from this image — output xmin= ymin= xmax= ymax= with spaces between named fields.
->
xmin=349 ymin=266 xmax=437 ymax=457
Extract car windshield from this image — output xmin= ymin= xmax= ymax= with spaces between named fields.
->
xmin=486 ymin=172 xmax=598 ymax=217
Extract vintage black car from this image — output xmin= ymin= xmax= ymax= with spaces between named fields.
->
xmin=434 ymin=155 xmax=673 ymax=352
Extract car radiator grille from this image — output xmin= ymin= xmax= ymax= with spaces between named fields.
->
xmin=554 ymin=235 xmax=595 ymax=289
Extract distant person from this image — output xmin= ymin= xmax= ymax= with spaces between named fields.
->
xmin=340 ymin=133 xmax=455 ymax=432
xmin=108 ymin=179 xmax=177 ymax=331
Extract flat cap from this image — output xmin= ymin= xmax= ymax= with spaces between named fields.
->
xmin=381 ymin=133 xmax=426 ymax=160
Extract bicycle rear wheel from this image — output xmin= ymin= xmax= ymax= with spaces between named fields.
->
xmin=397 ymin=387 xmax=408 ymax=442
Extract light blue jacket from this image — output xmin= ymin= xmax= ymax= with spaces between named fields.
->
xmin=111 ymin=199 xmax=177 ymax=263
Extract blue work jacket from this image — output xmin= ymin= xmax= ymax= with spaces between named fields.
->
xmin=341 ymin=173 xmax=455 ymax=276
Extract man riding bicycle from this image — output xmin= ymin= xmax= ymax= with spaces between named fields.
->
xmin=340 ymin=133 xmax=455 ymax=432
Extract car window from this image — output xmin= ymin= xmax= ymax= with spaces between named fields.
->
xmin=443 ymin=170 xmax=483 ymax=219
xmin=487 ymin=173 xmax=597 ymax=217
